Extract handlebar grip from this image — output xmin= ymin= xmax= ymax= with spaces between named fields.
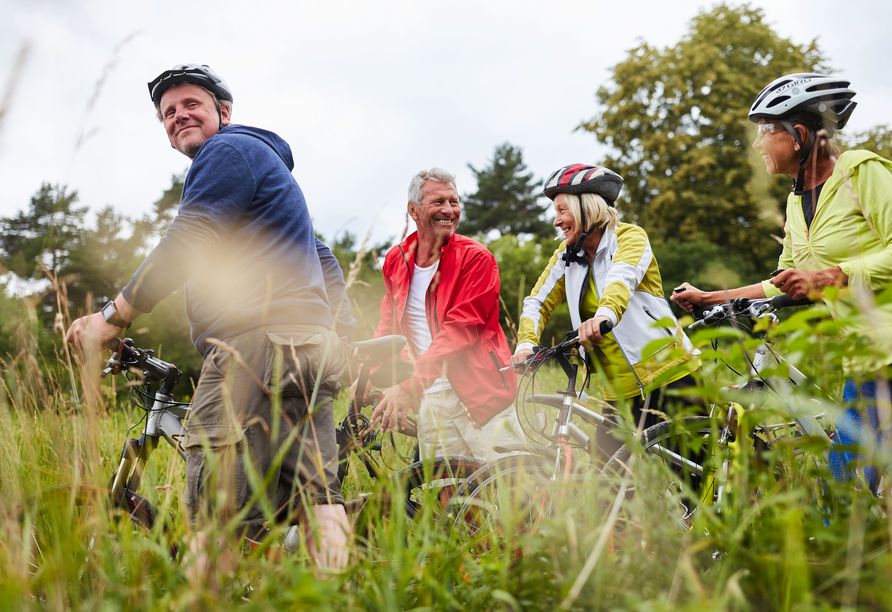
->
xmin=769 ymin=294 xmax=814 ymax=309
xmin=566 ymin=320 xmax=614 ymax=341
xmin=105 ymin=338 xmax=122 ymax=352
xmin=692 ymin=305 xmax=713 ymax=320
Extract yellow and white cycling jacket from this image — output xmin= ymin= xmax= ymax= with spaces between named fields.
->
xmin=517 ymin=222 xmax=699 ymax=400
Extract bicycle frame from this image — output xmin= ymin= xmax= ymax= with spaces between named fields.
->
xmin=107 ymin=388 xmax=188 ymax=503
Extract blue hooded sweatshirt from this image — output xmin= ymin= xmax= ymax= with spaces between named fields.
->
xmin=123 ymin=124 xmax=353 ymax=356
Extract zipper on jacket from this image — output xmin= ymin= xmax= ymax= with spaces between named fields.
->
xmin=590 ymin=265 xmax=645 ymax=399
xmin=489 ymin=351 xmax=511 ymax=390
xmin=643 ymin=305 xmax=674 ymax=338
xmin=397 ymin=245 xmax=415 ymax=328
xmin=425 ymin=288 xmax=439 ymax=337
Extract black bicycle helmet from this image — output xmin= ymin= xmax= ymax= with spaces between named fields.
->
xmin=749 ymin=73 xmax=856 ymax=195
xmin=148 ymin=64 xmax=233 ymax=108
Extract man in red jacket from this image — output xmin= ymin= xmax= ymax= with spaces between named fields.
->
xmin=368 ymin=168 xmax=525 ymax=462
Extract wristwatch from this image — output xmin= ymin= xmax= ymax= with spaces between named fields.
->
xmin=101 ymin=300 xmax=132 ymax=329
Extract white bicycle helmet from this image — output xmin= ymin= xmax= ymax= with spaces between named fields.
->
xmin=748 ymin=72 xmax=856 ymax=134
xmin=749 ymin=73 xmax=856 ymax=195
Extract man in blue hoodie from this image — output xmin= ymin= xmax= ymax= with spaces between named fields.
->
xmin=66 ymin=64 xmax=355 ymax=574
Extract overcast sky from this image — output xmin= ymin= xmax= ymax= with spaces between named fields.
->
xmin=2 ymin=0 xmax=890 ymax=251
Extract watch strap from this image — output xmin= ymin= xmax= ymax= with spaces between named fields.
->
xmin=101 ymin=301 xmax=132 ymax=329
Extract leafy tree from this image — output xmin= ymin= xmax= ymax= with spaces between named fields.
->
xmin=580 ymin=3 xmax=826 ymax=277
xmin=66 ymin=206 xmax=146 ymax=318
xmin=462 ymin=143 xmax=551 ymax=239
xmin=840 ymin=125 xmax=892 ymax=162
xmin=324 ymin=230 xmax=389 ymax=341
xmin=0 ymin=183 xmax=87 ymax=283
xmin=486 ymin=235 xmax=572 ymax=348
xmin=135 ymin=173 xmax=185 ymax=241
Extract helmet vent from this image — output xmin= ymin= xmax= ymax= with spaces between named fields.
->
xmin=766 ymin=96 xmax=790 ymax=108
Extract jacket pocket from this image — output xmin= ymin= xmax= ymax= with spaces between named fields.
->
xmin=643 ymin=306 xmax=674 ymax=338
xmin=265 ymin=329 xmax=349 ymax=399
xmin=489 ymin=351 xmax=511 ymax=390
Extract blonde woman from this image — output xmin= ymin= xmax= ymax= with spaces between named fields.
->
xmin=512 ymin=164 xmax=701 ymax=461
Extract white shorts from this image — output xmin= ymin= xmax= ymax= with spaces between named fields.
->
xmin=416 ymin=388 xmax=526 ymax=463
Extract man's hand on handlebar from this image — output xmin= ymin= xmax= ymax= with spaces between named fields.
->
xmin=578 ymin=316 xmax=611 ymax=352
xmin=66 ymin=295 xmax=142 ymax=354
xmin=371 ymin=386 xmax=416 ymax=433
xmin=349 ymin=378 xmax=372 ymax=406
xmin=65 ymin=313 xmax=125 ymax=354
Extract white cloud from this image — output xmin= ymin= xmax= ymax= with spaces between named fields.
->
xmin=1 ymin=0 xmax=889 ymax=253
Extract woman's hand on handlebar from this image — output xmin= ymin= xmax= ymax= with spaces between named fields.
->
xmin=511 ymin=348 xmax=534 ymax=367
xmin=670 ymin=282 xmax=708 ymax=313
xmin=578 ymin=316 xmax=611 ymax=352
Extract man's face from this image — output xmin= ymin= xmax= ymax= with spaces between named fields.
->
xmin=409 ymin=180 xmax=461 ymax=247
xmin=159 ymin=83 xmax=229 ymax=158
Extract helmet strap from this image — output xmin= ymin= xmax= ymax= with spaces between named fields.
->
xmin=780 ymin=120 xmax=815 ymax=196
xmin=562 ymin=197 xmax=590 ymax=265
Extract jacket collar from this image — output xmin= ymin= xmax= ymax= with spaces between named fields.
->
xmin=399 ymin=231 xmax=456 ymax=270
xmin=593 ymin=224 xmax=615 ymax=258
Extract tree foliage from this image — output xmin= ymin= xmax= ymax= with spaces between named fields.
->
xmin=462 ymin=143 xmax=551 ymax=239
xmin=325 ymin=230 xmax=389 ymax=341
xmin=840 ymin=125 xmax=892 ymax=162
xmin=0 ymin=184 xmax=87 ymax=282
xmin=581 ymin=3 xmax=827 ymax=277
xmin=486 ymin=235 xmax=571 ymax=348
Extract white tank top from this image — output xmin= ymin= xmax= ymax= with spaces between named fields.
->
xmin=405 ymin=260 xmax=451 ymax=394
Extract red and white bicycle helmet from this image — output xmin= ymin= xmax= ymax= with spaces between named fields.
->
xmin=748 ymin=72 xmax=856 ymax=134
xmin=543 ymin=164 xmax=624 ymax=205
xmin=148 ymin=64 xmax=233 ymax=108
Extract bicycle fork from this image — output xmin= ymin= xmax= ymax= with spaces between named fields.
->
xmin=107 ymin=390 xmax=187 ymax=501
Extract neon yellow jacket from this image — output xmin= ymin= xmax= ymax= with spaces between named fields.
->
xmin=517 ymin=223 xmax=699 ymax=400
xmin=762 ymin=150 xmax=892 ymax=375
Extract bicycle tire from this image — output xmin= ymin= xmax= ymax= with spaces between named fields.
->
xmin=18 ymin=482 xmax=173 ymax=601
xmin=353 ymin=455 xmax=486 ymax=549
xmin=441 ymin=454 xmax=602 ymax=559
xmin=600 ymin=416 xmax=714 ymax=531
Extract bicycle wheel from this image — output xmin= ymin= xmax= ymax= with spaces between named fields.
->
xmin=441 ymin=454 xmax=604 ymax=560
xmin=354 ymin=455 xmax=486 ymax=550
xmin=601 ymin=417 xmax=715 ymax=532
xmin=18 ymin=483 xmax=173 ymax=602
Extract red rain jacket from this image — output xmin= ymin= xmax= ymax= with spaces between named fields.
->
xmin=373 ymin=232 xmax=517 ymax=425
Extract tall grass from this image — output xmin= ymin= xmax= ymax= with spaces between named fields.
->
xmin=2 ymin=287 xmax=892 ymax=610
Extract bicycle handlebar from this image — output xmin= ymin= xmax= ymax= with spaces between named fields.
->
xmin=692 ymin=295 xmax=815 ymax=325
xmin=103 ymin=338 xmax=180 ymax=386
xmin=507 ymin=320 xmax=614 ymax=373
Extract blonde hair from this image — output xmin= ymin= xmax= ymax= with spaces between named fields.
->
xmin=560 ymin=192 xmax=619 ymax=233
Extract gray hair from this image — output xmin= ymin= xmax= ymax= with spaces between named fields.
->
xmin=155 ymin=84 xmax=232 ymax=124
xmin=408 ymin=168 xmax=457 ymax=205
